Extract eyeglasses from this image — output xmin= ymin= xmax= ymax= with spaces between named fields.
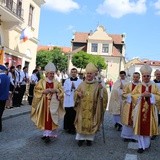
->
xmin=142 ymin=75 xmax=150 ymax=78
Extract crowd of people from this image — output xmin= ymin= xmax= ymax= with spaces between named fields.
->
xmin=0 ymin=61 xmax=160 ymax=154
xmin=30 ymin=62 xmax=108 ymax=146
xmin=108 ymin=66 xmax=160 ymax=153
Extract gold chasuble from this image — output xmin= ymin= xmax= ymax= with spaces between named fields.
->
xmin=74 ymin=80 xmax=108 ymax=135
xmin=132 ymin=82 xmax=160 ymax=136
xmin=31 ymin=79 xmax=64 ymax=130
xmin=121 ymin=82 xmax=137 ymax=126
xmin=108 ymin=79 xmax=129 ymax=115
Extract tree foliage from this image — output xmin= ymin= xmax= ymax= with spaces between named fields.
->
xmin=36 ymin=50 xmax=52 ymax=69
xmin=36 ymin=47 xmax=68 ymax=71
xmin=72 ymin=51 xmax=92 ymax=72
xmin=90 ymin=55 xmax=107 ymax=70
xmin=72 ymin=51 xmax=107 ymax=72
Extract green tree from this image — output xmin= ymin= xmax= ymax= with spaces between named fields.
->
xmin=36 ymin=47 xmax=68 ymax=71
xmin=72 ymin=51 xmax=107 ymax=72
xmin=50 ymin=47 xmax=68 ymax=72
xmin=90 ymin=55 xmax=107 ymax=70
xmin=72 ymin=51 xmax=92 ymax=72
xmin=36 ymin=50 xmax=53 ymax=69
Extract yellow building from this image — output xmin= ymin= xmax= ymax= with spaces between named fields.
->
xmin=71 ymin=25 xmax=126 ymax=81
xmin=0 ymin=0 xmax=45 ymax=74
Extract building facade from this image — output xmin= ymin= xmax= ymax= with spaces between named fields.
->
xmin=0 ymin=0 xmax=45 ymax=74
xmin=71 ymin=25 xmax=126 ymax=81
xmin=125 ymin=58 xmax=160 ymax=81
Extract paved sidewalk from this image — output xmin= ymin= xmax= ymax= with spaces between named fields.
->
xmin=2 ymin=104 xmax=31 ymax=120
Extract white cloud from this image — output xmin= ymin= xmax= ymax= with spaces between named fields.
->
xmin=44 ymin=0 xmax=80 ymax=13
xmin=96 ymin=0 xmax=147 ymax=18
xmin=154 ymin=0 xmax=160 ymax=15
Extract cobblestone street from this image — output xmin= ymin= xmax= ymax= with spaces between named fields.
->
xmin=1 ymin=105 xmax=160 ymax=160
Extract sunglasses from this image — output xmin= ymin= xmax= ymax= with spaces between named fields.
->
xmin=142 ymin=75 xmax=150 ymax=78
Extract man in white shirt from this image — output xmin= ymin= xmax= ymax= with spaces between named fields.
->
xmin=55 ymin=70 xmax=62 ymax=83
xmin=63 ymin=68 xmax=82 ymax=134
xmin=13 ymin=64 xmax=22 ymax=107
xmin=19 ymin=66 xmax=29 ymax=105
xmin=62 ymin=71 xmax=68 ymax=86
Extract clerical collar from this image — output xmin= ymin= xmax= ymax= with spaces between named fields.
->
xmin=70 ymin=77 xmax=78 ymax=81
xmin=132 ymin=81 xmax=140 ymax=85
xmin=142 ymin=81 xmax=151 ymax=86
xmin=85 ymin=79 xmax=96 ymax=84
xmin=154 ymin=79 xmax=160 ymax=83
xmin=46 ymin=78 xmax=53 ymax=83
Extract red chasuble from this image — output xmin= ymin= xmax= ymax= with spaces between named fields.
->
xmin=128 ymin=83 xmax=136 ymax=125
xmin=139 ymin=85 xmax=151 ymax=136
xmin=44 ymin=82 xmax=54 ymax=130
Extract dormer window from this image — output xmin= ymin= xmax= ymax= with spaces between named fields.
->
xmin=102 ymin=44 xmax=109 ymax=53
xmin=91 ymin=43 xmax=97 ymax=52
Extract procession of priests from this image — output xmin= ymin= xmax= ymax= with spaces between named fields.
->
xmin=30 ymin=61 xmax=160 ymax=154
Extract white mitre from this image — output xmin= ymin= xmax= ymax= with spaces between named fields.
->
xmin=140 ymin=64 xmax=152 ymax=75
xmin=45 ymin=62 xmax=56 ymax=72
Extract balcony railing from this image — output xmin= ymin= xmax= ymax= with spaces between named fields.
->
xmin=0 ymin=0 xmax=24 ymax=20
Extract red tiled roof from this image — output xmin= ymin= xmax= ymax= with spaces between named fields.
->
xmin=37 ymin=46 xmax=50 ymax=51
xmin=72 ymin=32 xmax=123 ymax=56
xmin=136 ymin=60 xmax=160 ymax=66
xmin=37 ymin=45 xmax=71 ymax=53
xmin=72 ymin=32 xmax=89 ymax=43
xmin=72 ymin=32 xmax=123 ymax=44
xmin=109 ymin=34 xmax=123 ymax=44
xmin=112 ymin=46 xmax=121 ymax=56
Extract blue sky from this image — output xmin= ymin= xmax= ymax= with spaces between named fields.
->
xmin=38 ymin=0 xmax=160 ymax=61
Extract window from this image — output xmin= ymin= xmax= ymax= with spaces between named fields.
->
xmin=91 ymin=43 xmax=98 ymax=52
xmin=6 ymin=0 xmax=13 ymax=10
xmin=17 ymin=0 xmax=22 ymax=17
xmin=28 ymin=5 xmax=34 ymax=26
xmin=102 ymin=44 xmax=109 ymax=53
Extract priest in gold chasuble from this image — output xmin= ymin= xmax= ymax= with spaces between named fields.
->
xmin=31 ymin=62 xmax=64 ymax=143
xmin=108 ymin=71 xmax=129 ymax=131
xmin=121 ymin=72 xmax=141 ymax=142
xmin=74 ymin=63 xmax=108 ymax=147
xmin=132 ymin=64 xmax=160 ymax=153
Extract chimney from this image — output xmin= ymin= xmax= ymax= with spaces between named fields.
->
xmin=121 ymin=33 xmax=126 ymax=43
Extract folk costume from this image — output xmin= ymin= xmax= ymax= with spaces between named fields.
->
xmin=74 ymin=63 xmax=108 ymax=146
xmin=31 ymin=62 xmax=64 ymax=142
xmin=121 ymin=81 xmax=140 ymax=141
xmin=63 ymin=76 xmax=82 ymax=134
xmin=28 ymin=70 xmax=38 ymax=105
xmin=132 ymin=65 xmax=160 ymax=153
